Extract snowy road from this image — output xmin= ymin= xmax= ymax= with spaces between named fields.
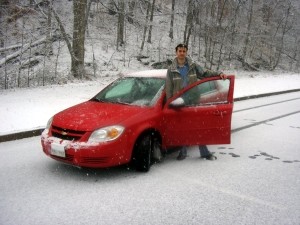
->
xmin=0 ymin=92 xmax=300 ymax=225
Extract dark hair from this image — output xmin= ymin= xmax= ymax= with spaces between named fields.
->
xmin=175 ymin=43 xmax=188 ymax=51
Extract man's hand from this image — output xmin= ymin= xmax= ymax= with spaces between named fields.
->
xmin=219 ymin=73 xmax=227 ymax=80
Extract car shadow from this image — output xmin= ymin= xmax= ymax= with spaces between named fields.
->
xmin=44 ymin=153 xmax=180 ymax=181
xmin=45 ymin=161 xmax=142 ymax=182
xmin=43 ymin=148 xmax=183 ymax=181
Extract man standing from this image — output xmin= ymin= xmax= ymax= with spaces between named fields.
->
xmin=166 ymin=43 xmax=226 ymax=160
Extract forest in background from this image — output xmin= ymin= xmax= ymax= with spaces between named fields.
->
xmin=0 ymin=0 xmax=300 ymax=89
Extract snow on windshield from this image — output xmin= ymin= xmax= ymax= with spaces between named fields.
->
xmin=92 ymin=77 xmax=165 ymax=106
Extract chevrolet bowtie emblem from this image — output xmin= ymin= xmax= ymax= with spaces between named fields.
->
xmin=61 ymin=131 xmax=68 ymax=135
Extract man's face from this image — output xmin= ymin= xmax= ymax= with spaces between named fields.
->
xmin=176 ymin=47 xmax=187 ymax=60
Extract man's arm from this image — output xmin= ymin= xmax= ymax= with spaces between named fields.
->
xmin=195 ymin=64 xmax=226 ymax=79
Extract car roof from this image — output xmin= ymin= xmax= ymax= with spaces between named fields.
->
xmin=124 ymin=69 xmax=167 ymax=79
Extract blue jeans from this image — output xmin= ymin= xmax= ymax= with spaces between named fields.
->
xmin=178 ymin=145 xmax=211 ymax=157
xmin=178 ymin=146 xmax=188 ymax=157
xmin=199 ymin=145 xmax=211 ymax=157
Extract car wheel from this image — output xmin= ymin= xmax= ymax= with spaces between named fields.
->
xmin=133 ymin=134 xmax=155 ymax=172
xmin=152 ymin=136 xmax=163 ymax=163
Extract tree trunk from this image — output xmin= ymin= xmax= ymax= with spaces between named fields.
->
xmin=147 ymin=0 xmax=156 ymax=43
xmin=215 ymin=0 xmax=228 ymax=70
xmin=72 ymin=0 xmax=87 ymax=79
xmin=242 ymin=0 xmax=254 ymax=65
xmin=169 ymin=0 xmax=175 ymax=40
xmin=140 ymin=1 xmax=151 ymax=52
xmin=272 ymin=2 xmax=292 ymax=70
xmin=117 ymin=0 xmax=125 ymax=49
xmin=183 ymin=0 xmax=194 ymax=45
xmin=52 ymin=9 xmax=74 ymax=61
xmin=46 ymin=0 xmax=53 ymax=55
xmin=85 ymin=0 xmax=92 ymax=35
xmin=228 ymin=0 xmax=242 ymax=61
xmin=128 ymin=1 xmax=136 ymax=24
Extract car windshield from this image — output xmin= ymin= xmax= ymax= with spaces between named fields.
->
xmin=91 ymin=77 xmax=165 ymax=106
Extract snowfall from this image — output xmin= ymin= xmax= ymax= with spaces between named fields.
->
xmin=0 ymin=69 xmax=300 ymax=135
xmin=1 ymin=68 xmax=300 ymax=225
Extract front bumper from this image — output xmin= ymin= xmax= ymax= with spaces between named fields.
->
xmin=41 ymin=130 xmax=131 ymax=168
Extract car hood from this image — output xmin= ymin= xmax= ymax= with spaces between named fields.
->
xmin=53 ymin=101 xmax=150 ymax=131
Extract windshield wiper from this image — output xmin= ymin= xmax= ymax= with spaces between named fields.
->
xmin=90 ymin=98 xmax=107 ymax=103
xmin=91 ymin=98 xmax=133 ymax=105
xmin=109 ymin=100 xmax=132 ymax=105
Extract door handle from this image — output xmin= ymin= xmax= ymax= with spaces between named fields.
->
xmin=213 ymin=111 xmax=227 ymax=116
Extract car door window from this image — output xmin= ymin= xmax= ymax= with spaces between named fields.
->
xmin=182 ymin=79 xmax=230 ymax=106
xmin=135 ymin=78 xmax=165 ymax=105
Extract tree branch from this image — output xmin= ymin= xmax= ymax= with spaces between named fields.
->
xmin=0 ymin=37 xmax=46 ymax=67
xmin=52 ymin=8 xmax=77 ymax=62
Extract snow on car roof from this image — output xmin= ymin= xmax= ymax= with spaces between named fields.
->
xmin=125 ymin=69 xmax=167 ymax=78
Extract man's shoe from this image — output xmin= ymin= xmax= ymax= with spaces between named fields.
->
xmin=177 ymin=154 xmax=186 ymax=160
xmin=201 ymin=154 xmax=217 ymax=160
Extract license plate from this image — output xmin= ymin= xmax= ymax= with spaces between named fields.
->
xmin=50 ymin=142 xmax=66 ymax=158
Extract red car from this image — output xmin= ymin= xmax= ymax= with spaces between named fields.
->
xmin=41 ymin=69 xmax=235 ymax=171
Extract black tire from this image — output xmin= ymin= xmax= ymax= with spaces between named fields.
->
xmin=133 ymin=134 xmax=151 ymax=172
xmin=132 ymin=134 xmax=162 ymax=172
xmin=152 ymin=136 xmax=164 ymax=163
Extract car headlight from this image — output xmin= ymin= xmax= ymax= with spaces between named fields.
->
xmin=46 ymin=117 xmax=53 ymax=129
xmin=42 ymin=117 xmax=53 ymax=136
xmin=88 ymin=125 xmax=125 ymax=143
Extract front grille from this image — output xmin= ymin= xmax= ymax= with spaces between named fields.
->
xmin=51 ymin=125 xmax=86 ymax=141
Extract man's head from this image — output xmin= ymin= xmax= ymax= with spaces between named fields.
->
xmin=175 ymin=43 xmax=188 ymax=52
xmin=175 ymin=44 xmax=188 ymax=62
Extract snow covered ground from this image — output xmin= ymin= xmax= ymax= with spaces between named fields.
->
xmin=0 ymin=70 xmax=300 ymax=136
xmin=0 ymin=69 xmax=300 ymax=225
xmin=0 ymin=87 xmax=300 ymax=225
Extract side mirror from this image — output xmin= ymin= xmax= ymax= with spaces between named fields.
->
xmin=169 ymin=97 xmax=185 ymax=108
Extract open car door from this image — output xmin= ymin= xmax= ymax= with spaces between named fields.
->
xmin=162 ymin=75 xmax=235 ymax=147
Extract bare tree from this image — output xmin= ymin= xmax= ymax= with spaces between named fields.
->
xmin=72 ymin=0 xmax=87 ymax=78
xmin=46 ymin=0 xmax=53 ymax=55
xmin=128 ymin=0 xmax=136 ymax=24
xmin=147 ymin=0 xmax=156 ymax=43
xmin=183 ymin=0 xmax=194 ymax=45
xmin=242 ymin=0 xmax=255 ymax=65
xmin=215 ymin=0 xmax=230 ymax=70
xmin=140 ymin=1 xmax=151 ymax=52
xmin=2 ymin=0 xmax=300 ymax=90
xmin=43 ymin=0 xmax=53 ymax=85
xmin=117 ymin=0 xmax=125 ymax=49
xmin=169 ymin=0 xmax=175 ymax=40
xmin=271 ymin=1 xmax=293 ymax=70
xmin=227 ymin=0 xmax=243 ymax=61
